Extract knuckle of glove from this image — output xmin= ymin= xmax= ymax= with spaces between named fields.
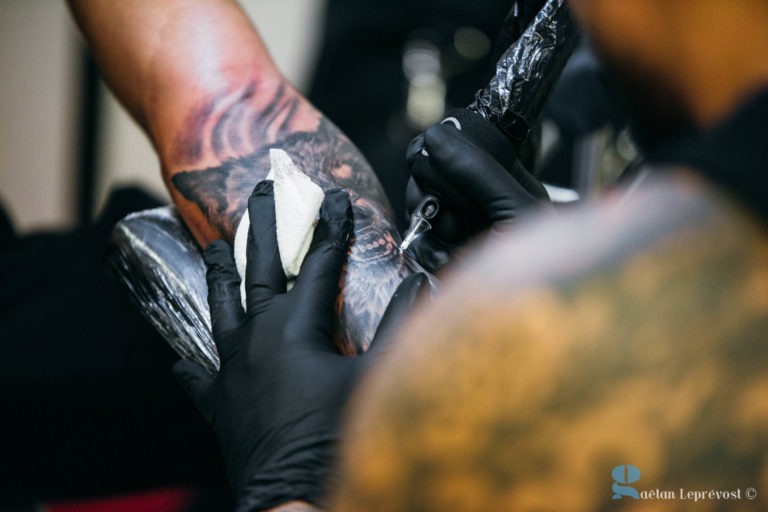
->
xmin=320 ymin=189 xmax=353 ymax=246
xmin=203 ymin=240 xmax=234 ymax=267
xmin=406 ymin=133 xmax=426 ymax=167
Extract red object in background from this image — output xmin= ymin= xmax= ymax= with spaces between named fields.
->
xmin=46 ymin=487 xmax=197 ymax=512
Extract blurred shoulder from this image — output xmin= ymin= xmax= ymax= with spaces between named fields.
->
xmin=333 ymin=167 xmax=768 ymax=512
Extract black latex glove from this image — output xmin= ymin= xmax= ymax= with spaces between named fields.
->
xmin=173 ymin=181 xmax=428 ymax=511
xmin=405 ymin=108 xmax=550 ymax=271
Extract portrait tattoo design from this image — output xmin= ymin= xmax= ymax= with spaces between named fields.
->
xmin=170 ymin=81 xmax=421 ymax=353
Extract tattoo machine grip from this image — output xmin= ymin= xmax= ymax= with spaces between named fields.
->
xmin=403 ymin=0 xmax=579 ymax=249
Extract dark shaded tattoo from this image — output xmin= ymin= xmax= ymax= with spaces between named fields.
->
xmin=170 ymin=80 xmax=421 ymax=352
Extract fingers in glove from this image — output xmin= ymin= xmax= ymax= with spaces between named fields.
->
xmin=508 ymin=159 xmax=550 ymax=201
xmin=423 ymin=124 xmax=522 ymax=199
xmin=204 ymin=239 xmax=245 ymax=340
xmin=424 ymin=124 xmax=538 ymax=222
xmin=405 ymin=133 xmax=426 ymax=168
xmin=367 ymin=272 xmax=430 ymax=358
xmin=290 ymin=189 xmax=353 ymax=341
xmin=408 ymin=133 xmax=471 ymax=225
xmin=172 ymin=359 xmax=215 ymax=423
xmin=245 ymin=180 xmax=287 ymax=313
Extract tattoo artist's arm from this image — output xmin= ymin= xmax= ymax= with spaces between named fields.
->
xmin=67 ymin=0 xmax=418 ymax=353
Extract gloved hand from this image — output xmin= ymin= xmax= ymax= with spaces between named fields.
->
xmin=173 ymin=180 xmax=428 ymax=511
xmin=405 ymin=108 xmax=550 ymax=271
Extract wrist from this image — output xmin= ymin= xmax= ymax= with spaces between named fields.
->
xmin=235 ymin=474 xmax=325 ymax=512
xmin=234 ymin=437 xmax=338 ymax=512
xmin=263 ymin=501 xmax=323 ymax=512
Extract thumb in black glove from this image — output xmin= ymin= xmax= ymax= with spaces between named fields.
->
xmin=405 ymin=109 xmax=551 ymax=271
xmin=173 ymin=180 xmax=428 ymax=511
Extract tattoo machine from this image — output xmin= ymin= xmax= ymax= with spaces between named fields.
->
xmin=400 ymin=0 xmax=580 ymax=251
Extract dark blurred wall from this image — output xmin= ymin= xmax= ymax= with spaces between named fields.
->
xmin=307 ymin=0 xmax=521 ymax=228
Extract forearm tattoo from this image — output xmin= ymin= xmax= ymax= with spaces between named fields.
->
xmin=170 ymin=81 xmax=420 ymax=353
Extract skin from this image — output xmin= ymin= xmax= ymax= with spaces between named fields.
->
xmin=333 ymin=170 xmax=768 ymax=511
xmin=67 ymin=0 xmax=421 ymax=356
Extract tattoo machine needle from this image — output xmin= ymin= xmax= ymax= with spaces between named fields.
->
xmin=399 ymin=0 xmax=579 ymax=252
xmin=400 ymin=194 xmax=439 ymax=252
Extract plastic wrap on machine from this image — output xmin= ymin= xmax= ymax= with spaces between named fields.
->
xmin=471 ymin=0 xmax=580 ymax=143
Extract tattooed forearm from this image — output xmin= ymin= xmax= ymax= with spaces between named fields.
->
xmin=169 ymin=79 xmax=421 ymax=352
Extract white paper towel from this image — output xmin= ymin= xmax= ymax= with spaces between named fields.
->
xmin=233 ymin=148 xmax=326 ymax=308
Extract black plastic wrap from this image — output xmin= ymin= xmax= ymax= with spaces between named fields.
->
xmin=109 ymin=207 xmax=219 ymax=374
xmin=471 ymin=0 xmax=580 ymax=143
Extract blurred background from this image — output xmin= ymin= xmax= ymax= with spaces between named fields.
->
xmin=0 ymin=0 xmax=325 ymax=234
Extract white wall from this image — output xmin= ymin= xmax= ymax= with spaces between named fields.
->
xmin=0 ymin=0 xmax=79 ymax=232
xmin=0 ymin=0 xmax=324 ymax=234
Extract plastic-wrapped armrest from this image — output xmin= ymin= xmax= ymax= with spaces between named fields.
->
xmin=109 ymin=207 xmax=219 ymax=374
